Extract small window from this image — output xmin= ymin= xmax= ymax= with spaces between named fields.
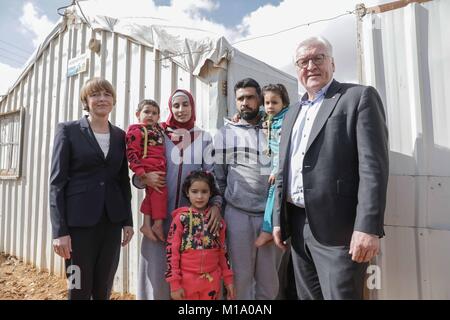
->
xmin=0 ymin=108 xmax=25 ymax=179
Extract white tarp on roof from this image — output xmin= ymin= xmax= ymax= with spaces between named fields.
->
xmin=71 ymin=5 xmax=233 ymax=76
xmin=69 ymin=4 xmax=298 ymax=106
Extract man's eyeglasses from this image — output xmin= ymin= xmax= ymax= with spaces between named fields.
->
xmin=295 ymin=54 xmax=329 ymax=69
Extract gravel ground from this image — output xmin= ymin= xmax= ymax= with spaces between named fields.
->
xmin=0 ymin=253 xmax=135 ymax=300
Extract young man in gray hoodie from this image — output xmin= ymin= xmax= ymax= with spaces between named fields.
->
xmin=214 ymin=78 xmax=282 ymax=300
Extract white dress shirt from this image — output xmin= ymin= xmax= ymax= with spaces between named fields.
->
xmin=287 ymin=79 xmax=333 ymax=207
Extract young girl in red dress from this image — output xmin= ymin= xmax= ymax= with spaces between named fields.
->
xmin=165 ymin=170 xmax=235 ymax=300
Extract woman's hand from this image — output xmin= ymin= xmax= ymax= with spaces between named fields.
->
xmin=207 ymin=205 xmax=222 ymax=234
xmin=52 ymin=235 xmax=72 ymax=259
xmin=171 ymin=288 xmax=185 ymax=300
xmin=121 ymin=226 xmax=134 ymax=247
xmin=141 ymin=171 xmax=166 ymax=193
xmin=225 ymin=283 xmax=236 ymax=300
xmin=268 ymin=175 xmax=276 ymax=185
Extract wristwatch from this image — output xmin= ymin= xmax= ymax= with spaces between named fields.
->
xmin=132 ymin=174 xmax=146 ymax=189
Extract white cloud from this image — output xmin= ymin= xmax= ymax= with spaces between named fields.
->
xmin=0 ymin=63 xmax=22 ymax=95
xmin=79 ymin=0 xmax=158 ymax=19
xmin=79 ymin=0 xmax=219 ymax=19
xmin=19 ymin=2 xmax=56 ymax=47
xmin=170 ymin=0 xmax=219 ymax=15
xmin=230 ymin=0 xmax=364 ymax=82
xmin=231 ymin=0 xmax=394 ymax=83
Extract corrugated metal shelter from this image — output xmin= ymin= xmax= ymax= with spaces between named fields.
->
xmin=0 ymin=5 xmax=297 ymax=294
xmin=357 ymin=0 xmax=450 ymax=299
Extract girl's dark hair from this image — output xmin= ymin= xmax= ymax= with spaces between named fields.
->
xmin=182 ymin=170 xmax=219 ymax=201
xmin=136 ymin=99 xmax=160 ymax=113
xmin=262 ymin=83 xmax=290 ymax=107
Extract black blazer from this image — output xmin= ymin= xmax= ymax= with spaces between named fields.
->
xmin=49 ymin=116 xmax=132 ymax=238
xmin=274 ymin=80 xmax=389 ymax=246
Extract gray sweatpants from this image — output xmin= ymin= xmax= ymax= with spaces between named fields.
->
xmin=224 ymin=205 xmax=283 ymax=300
xmin=137 ymin=236 xmax=170 ymax=300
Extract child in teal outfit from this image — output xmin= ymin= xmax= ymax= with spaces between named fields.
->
xmin=255 ymin=84 xmax=290 ymax=247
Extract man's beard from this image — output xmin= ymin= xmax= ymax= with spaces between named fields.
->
xmin=239 ymin=108 xmax=259 ymax=121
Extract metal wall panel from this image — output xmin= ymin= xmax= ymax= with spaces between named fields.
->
xmin=370 ymin=225 xmax=450 ymax=299
xmin=359 ymin=0 xmax=450 ymax=299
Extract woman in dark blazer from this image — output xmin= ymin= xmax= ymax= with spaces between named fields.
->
xmin=49 ymin=78 xmax=134 ymax=300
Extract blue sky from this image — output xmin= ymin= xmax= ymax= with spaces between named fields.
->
xmin=0 ymin=0 xmax=389 ymax=94
xmin=0 ymin=0 xmax=67 ymax=68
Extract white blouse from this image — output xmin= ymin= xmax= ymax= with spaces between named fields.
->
xmin=93 ymin=132 xmax=110 ymax=157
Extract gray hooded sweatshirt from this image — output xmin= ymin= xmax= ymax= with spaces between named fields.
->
xmin=214 ymin=118 xmax=271 ymax=214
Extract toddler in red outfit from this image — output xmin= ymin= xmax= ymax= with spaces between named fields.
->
xmin=126 ymin=99 xmax=167 ymax=241
xmin=165 ymin=170 xmax=235 ymax=300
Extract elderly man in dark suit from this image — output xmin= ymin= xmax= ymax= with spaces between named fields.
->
xmin=273 ymin=36 xmax=389 ymax=300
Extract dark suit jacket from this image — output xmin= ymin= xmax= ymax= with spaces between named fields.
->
xmin=49 ymin=116 xmax=132 ymax=239
xmin=273 ymin=80 xmax=389 ymax=246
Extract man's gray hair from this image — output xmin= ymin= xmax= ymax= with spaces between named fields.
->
xmin=295 ymin=36 xmax=333 ymax=57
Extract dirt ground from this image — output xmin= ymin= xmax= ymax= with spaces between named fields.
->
xmin=0 ymin=253 xmax=135 ymax=300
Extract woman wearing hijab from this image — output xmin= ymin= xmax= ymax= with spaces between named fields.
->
xmin=50 ymin=78 xmax=134 ymax=300
xmin=137 ymin=89 xmax=223 ymax=300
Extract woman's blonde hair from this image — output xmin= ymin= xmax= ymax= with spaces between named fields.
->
xmin=80 ymin=78 xmax=117 ymax=111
